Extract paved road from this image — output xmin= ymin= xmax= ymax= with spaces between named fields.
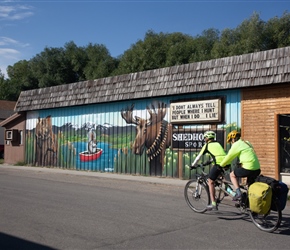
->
xmin=1 ymin=165 xmax=290 ymax=250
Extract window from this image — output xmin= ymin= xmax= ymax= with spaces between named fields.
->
xmin=278 ymin=114 xmax=290 ymax=173
xmin=5 ymin=130 xmax=13 ymax=140
xmin=20 ymin=130 xmax=23 ymax=145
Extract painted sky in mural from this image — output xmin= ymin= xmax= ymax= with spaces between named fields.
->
xmin=26 ymin=92 xmax=240 ymax=130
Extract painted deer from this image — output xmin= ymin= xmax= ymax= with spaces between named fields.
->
xmin=121 ymin=102 xmax=171 ymax=176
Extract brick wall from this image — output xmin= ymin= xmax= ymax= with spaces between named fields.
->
xmin=242 ymin=83 xmax=290 ymax=179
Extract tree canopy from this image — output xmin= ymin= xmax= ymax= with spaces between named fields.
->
xmin=1 ymin=12 xmax=289 ymax=101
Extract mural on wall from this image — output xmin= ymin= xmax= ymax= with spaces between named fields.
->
xmin=34 ymin=116 xmax=58 ymax=166
xmin=25 ymin=90 xmax=241 ymax=178
xmin=79 ymin=130 xmax=103 ymax=162
xmin=121 ymin=102 xmax=171 ymax=176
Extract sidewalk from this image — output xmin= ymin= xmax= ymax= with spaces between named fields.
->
xmin=0 ymin=164 xmax=188 ymax=187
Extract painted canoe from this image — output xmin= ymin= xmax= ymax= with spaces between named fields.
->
xmin=79 ymin=148 xmax=103 ymax=162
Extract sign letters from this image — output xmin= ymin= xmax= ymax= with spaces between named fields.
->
xmin=171 ymin=129 xmax=225 ymax=150
xmin=170 ymin=99 xmax=222 ymax=124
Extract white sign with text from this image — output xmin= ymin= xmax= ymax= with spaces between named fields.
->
xmin=170 ymin=99 xmax=222 ymax=124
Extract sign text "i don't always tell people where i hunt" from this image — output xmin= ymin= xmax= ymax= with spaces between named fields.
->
xmin=170 ymin=99 xmax=222 ymax=124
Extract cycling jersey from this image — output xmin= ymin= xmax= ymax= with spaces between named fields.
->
xmin=220 ymin=139 xmax=260 ymax=170
xmin=192 ymin=141 xmax=226 ymax=166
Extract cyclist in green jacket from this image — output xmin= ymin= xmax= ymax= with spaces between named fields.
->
xmin=220 ymin=130 xmax=261 ymax=201
xmin=191 ymin=131 xmax=227 ymax=211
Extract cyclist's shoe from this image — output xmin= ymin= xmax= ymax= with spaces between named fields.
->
xmin=232 ymin=193 xmax=242 ymax=201
xmin=206 ymin=204 xmax=218 ymax=211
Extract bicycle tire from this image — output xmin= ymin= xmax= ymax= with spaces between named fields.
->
xmin=249 ymin=200 xmax=282 ymax=233
xmin=184 ymin=179 xmax=210 ymax=213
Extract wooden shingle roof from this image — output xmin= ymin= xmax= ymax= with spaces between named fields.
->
xmin=15 ymin=46 xmax=290 ymax=112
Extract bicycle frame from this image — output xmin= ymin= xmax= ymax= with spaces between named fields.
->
xmin=184 ymin=164 xmax=282 ymax=233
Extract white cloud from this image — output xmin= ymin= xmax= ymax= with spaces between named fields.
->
xmin=0 ymin=4 xmax=34 ymax=20
xmin=0 ymin=37 xmax=30 ymax=77
xmin=0 ymin=2 xmax=34 ymax=77
xmin=0 ymin=47 xmax=20 ymax=78
xmin=0 ymin=36 xmax=29 ymax=47
xmin=0 ymin=48 xmax=20 ymax=58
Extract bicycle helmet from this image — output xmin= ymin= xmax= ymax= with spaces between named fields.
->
xmin=226 ymin=130 xmax=241 ymax=143
xmin=203 ymin=131 xmax=216 ymax=139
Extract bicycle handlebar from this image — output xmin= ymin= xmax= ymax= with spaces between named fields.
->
xmin=190 ymin=160 xmax=213 ymax=170
xmin=190 ymin=163 xmax=208 ymax=170
xmin=190 ymin=162 xmax=229 ymax=172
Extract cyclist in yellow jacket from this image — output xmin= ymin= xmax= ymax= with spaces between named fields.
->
xmin=220 ymin=130 xmax=261 ymax=201
xmin=191 ymin=131 xmax=227 ymax=211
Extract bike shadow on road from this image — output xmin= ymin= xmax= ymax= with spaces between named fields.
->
xmin=211 ymin=205 xmax=290 ymax=235
xmin=201 ymin=201 xmax=249 ymax=220
xmin=275 ymin=211 xmax=290 ymax=235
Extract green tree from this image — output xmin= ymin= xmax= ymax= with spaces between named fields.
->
xmin=0 ymin=70 xmax=16 ymax=100
xmin=30 ymin=47 xmax=77 ymax=88
xmin=227 ymin=13 xmax=266 ymax=55
xmin=164 ymin=32 xmax=196 ymax=66
xmin=64 ymin=41 xmax=88 ymax=81
xmin=116 ymin=31 xmax=167 ymax=74
xmin=0 ymin=70 xmax=7 ymax=99
xmin=211 ymin=28 xmax=238 ymax=58
xmin=189 ymin=28 xmax=220 ymax=62
xmin=6 ymin=60 xmax=39 ymax=100
xmin=116 ymin=30 xmax=198 ymax=74
xmin=83 ymin=43 xmax=117 ymax=80
xmin=264 ymin=11 xmax=290 ymax=49
xmin=7 ymin=60 xmax=38 ymax=89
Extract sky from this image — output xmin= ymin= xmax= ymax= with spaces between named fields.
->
xmin=0 ymin=0 xmax=289 ymax=78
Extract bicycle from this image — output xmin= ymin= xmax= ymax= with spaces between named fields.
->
xmin=184 ymin=164 xmax=282 ymax=233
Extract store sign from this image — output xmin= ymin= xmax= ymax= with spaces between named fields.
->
xmin=171 ymin=129 xmax=225 ymax=150
xmin=170 ymin=99 xmax=222 ymax=124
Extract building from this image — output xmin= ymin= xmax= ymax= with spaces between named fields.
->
xmin=1 ymin=46 xmax=290 ymax=184
xmin=0 ymin=100 xmax=16 ymax=158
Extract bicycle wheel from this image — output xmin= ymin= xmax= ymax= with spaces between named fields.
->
xmin=249 ymin=200 xmax=282 ymax=233
xmin=184 ymin=179 xmax=210 ymax=213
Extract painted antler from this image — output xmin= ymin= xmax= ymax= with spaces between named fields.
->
xmin=146 ymin=102 xmax=167 ymax=125
xmin=121 ymin=104 xmax=138 ymax=125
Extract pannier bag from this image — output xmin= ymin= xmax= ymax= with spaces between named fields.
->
xmin=255 ymin=175 xmax=289 ymax=211
xmin=255 ymin=175 xmax=279 ymax=191
xmin=271 ymin=181 xmax=289 ymax=211
xmin=248 ymin=182 xmax=272 ymax=214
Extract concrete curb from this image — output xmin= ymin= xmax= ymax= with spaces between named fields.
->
xmin=0 ymin=164 xmax=188 ymax=187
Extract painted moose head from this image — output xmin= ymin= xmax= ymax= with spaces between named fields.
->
xmin=121 ymin=102 xmax=171 ymax=175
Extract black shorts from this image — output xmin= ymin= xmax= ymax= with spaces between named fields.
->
xmin=234 ymin=167 xmax=261 ymax=185
xmin=208 ymin=165 xmax=223 ymax=181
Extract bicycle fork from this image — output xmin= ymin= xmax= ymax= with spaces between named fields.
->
xmin=193 ymin=177 xmax=204 ymax=199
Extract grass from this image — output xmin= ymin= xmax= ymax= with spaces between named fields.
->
xmin=14 ymin=161 xmax=27 ymax=166
xmin=0 ymin=159 xmax=27 ymax=166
